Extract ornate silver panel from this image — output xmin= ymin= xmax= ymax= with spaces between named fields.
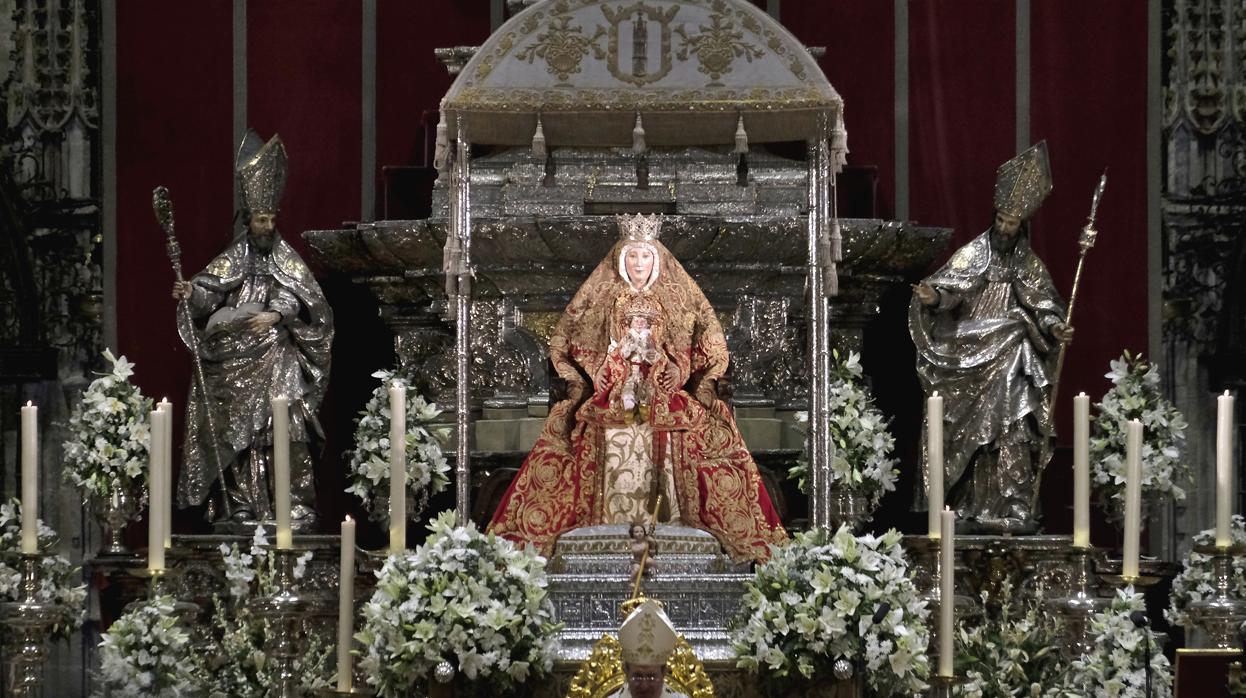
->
xmin=549 ymin=572 xmax=751 ymax=663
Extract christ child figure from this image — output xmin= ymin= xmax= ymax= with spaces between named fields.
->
xmin=628 ymin=521 xmax=658 ymax=583
xmin=617 ymin=313 xmax=659 ymax=418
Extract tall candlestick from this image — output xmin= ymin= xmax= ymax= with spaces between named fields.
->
xmin=148 ymin=408 xmax=166 ymax=572
xmin=272 ymin=396 xmax=291 ymax=549
xmin=1073 ymin=393 xmax=1091 ymax=548
xmin=20 ymin=402 xmax=38 ymax=554
xmin=1217 ymin=391 xmax=1235 ymax=548
xmin=158 ymin=398 xmax=173 ymax=549
xmin=1123 ymin=420 xmax=1143 ymax=579
xmin=928 ymin=392 xmax=944 ymax=538
xmin=337 ymin=516 xmax=357 ymax=691
xmin=938 ymin=508 xmax=955 ymax=677
xmin=389 ymin=382 xmax=407 ymax=554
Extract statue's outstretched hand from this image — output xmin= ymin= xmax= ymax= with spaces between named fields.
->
xmin=171 ymin=281 xmax=193 ymax=300
xmin=1052 ymin=322 xmax=1074 ymax=344
xmin=912 ymin=282 xmax=938 ymax=307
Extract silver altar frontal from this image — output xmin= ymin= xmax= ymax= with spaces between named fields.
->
xmin=547 ymin=524 xmax=750 ymax=662
xmin=306 ymin=0 xmax=948 ymax=679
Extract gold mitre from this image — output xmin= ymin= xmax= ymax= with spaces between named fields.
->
xmin=993 ymin=141 xmax=1052 ymax=220
xmin=619 ymin=598 xmax=678 ymax=666
xmin=236 ymin=129 xmax=288 ymax=214
xmin=617 ymin=213 xmax=662 ymax=243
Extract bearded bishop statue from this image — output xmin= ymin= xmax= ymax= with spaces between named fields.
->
xmin=910 ymin=142 xmax=1073 ymax=532
xmin=172 ymin=130 xmax=333 ymax=530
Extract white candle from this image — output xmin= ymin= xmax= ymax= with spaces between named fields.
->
xmin=928 ymin=391 xmax=944 ymax=538
xmin=1123 ymin=419 xmax=1143 ymax=579
xmin=272 ymin=396 xmax=292 ymax=549
xmin=158 ymin=398 xmax=173 ymax=549
xmin=938 ymin=508 xmax=955 ymax=677
xmin=1217 ymin=391 xmax=1235 ymax=548
xmin=20 ymin=402 xmax=38 ymax=554
xmin=337 ymin=516 xmax=357 ymax=691
xmin=148 ymin=408 xmax=166 ymax=572
xmin=1073 ymin=393 xmax=1091 ymax=548
xmin=389 ymin=381 xmax=407 ymax=553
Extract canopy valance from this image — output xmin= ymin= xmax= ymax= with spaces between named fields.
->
xmin=440 ymin=0 xmax=846 ymax=149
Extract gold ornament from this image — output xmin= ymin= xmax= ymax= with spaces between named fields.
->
xmin=566 ymin=633 xmax=716 ymax=698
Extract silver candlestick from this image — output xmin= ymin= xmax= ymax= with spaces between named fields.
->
xmin=927 ymin=674 xmax=960 ymax=698
xmin=1187 ymin=544 xmax=1246 ymax=649
xmin=1048 ymin=546 xmax=1108 ymax=658
xmin=249 ymin=546 xmax=312 ymax=698
xmin=0 ymin=553 xmax=60 ymax=698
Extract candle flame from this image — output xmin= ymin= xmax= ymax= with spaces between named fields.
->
xmin=345 ymin=515 xmax=353 ymax=523
xmin=25 ymin=400 xmax=33 ymax=407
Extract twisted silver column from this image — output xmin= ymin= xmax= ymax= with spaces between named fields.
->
xmin=453 ymin=119 xmax=474 ymax=525
xmin=806 ymin=134 xmax=833 ymax=530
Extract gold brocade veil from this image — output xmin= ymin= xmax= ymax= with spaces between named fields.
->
xmin=549 ymin=238 xmax=726 ymax=394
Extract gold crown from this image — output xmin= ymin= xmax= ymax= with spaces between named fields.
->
xmin=994 ymin=141 xmax=1052 ymax=220
xmin=236 ymin=130 xmax=288 ymax=214
xmin=619 ymin=292 xmax=663 ymax=322
xmin=616 ymin=213 xmax=662 ymax=242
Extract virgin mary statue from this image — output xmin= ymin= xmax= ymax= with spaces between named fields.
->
xmin=488 ymin=214 xmax=787 ymax=562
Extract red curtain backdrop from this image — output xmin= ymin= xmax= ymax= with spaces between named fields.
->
xmin=781 ymin=1 xmax=896 ymax=218
xmin=115 ymin=0 xmax=234 ymax=538
xmin=377 ymin=1 xmax=491 ymax=187
xmin=1030 ymin=0 xmax=1150 ymax=427
xmin=908 ymin=0 xmax=1017 ymax=242
xmin=1029 ymin=0 xmax=1149 ymax=543
xmin=111 ymin=1 xmax=1151 ymax=539
xmin=247 ymin=0 xmax=363 ymax=261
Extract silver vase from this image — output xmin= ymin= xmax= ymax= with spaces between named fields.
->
xmin=91 ymin=489 xmax=139 ymax=557
xmin=825 ymin=488 xmax=874 ymax=532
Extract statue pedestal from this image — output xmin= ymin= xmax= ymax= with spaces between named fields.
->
xmin=903 ymin=534 xmax=1080 ymax=614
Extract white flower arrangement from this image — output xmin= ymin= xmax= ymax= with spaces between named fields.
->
xmin=731 ymin=526 xmax=930 ymax=695
xmin=955 ymin=580 xmax=1062 ymax=698
xmin=63 ymin=349 xmax=153 ymax=501
xmin=201 ymin=526 xmax=329 ymax=697
xmin=0 ymin=499 xmax=86 ymax=640
xmin=788 ymin=351 xmax=899 ymax=508
xmin=217 ymin=525 xmax=313 ymax=601
xmin=96 ymin=595 xmax=202 ymax=697
xmin=1048 ymin=588 xmax=1172 ymax=698
xmin=346 ymin=369 xmax=450 ymax=522
xmin=1090 ymin=351 xmax=1189 ymax=509
xmin=1165 ymin=514 xmax=1246 ymax=627
xmin=356 ymin=511 xmax=559 ymax=697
